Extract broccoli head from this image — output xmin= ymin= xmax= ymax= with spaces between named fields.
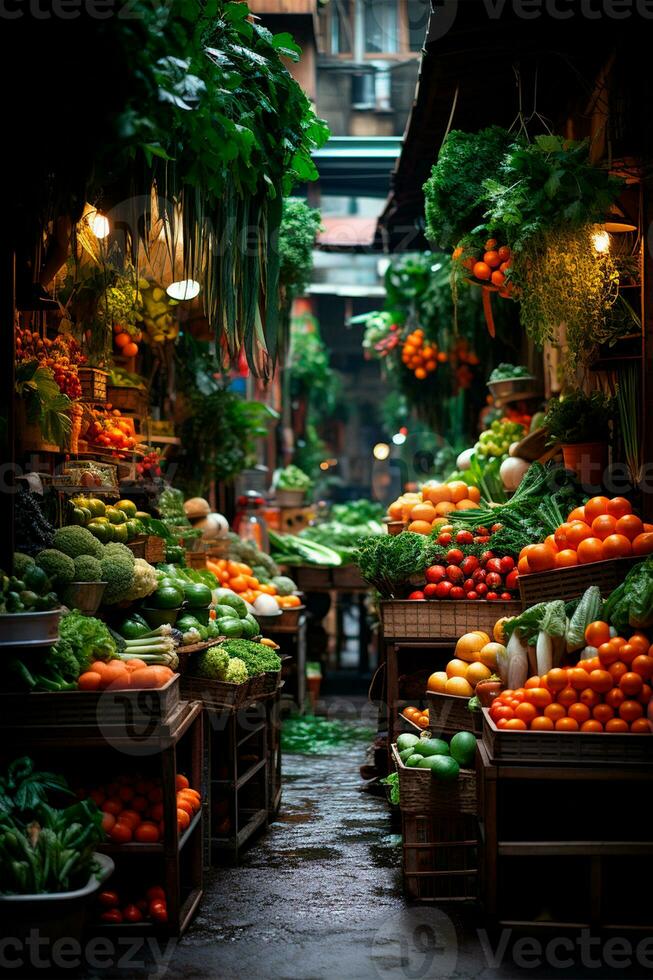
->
xmin=224 ymin=657 xmax=248 ymax=685
xmin=13 ymin=552 xmax=35 ymax=578
xmin=218 ymin=639 xmax=281 ymax=676
xmin=194 ymin=646 xmax=230 ymax=680
xmin=35 ymin=549 xmax=76 ymax=586
xmin=104 ymin=542 xmax=136 ymax=566
xmin=100 ymin=554 xmax=135 ymax=604
xmin=53 ymin=526 xmax=104 ymax=560
xmin=72 ymin=555 xmax=103 ymax=582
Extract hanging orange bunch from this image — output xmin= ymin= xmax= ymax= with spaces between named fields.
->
xmin=401 ymin=328 xmax=447 ymax=380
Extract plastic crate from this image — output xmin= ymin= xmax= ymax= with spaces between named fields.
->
xmin=425 ymin=691 xmax=483 ymax=737
xmin=381 ymin=599 xmax=522 ymax=640
xmin=518 ymin=556 xmax=640 ymax=607
xmin=402 ymin=811 xmax=478 ymax=902
xmin=482 ymin=708 xmax=653 ymax=763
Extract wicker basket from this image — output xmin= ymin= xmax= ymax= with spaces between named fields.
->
xmin=381 ymin=599 xmax=522 ymax=640
xmin=392 ymin=745 xmax=477 ymax=816
xmin=425 ymin=691 xmax=483 ymax=737
xmin=0 ymin=675 xmax=179 ymax=728
xmin=79 ymin=368 xmax=109 ymax=403
xmin=181 ymin=674 xmax=252 ymax=710
xmin=519 ymin=556 xmax=641 ymax=607
xmin=482 ymin=708 xmax=653 ymax=763
xmin=402 ymin=811 xmax=478 ymax=902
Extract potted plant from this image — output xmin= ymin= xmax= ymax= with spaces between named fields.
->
xmin=543 ymin=391 xmax=614 ymax=486
xmin=0 ymin=758 xmax=113 ymax=947
xmin=275 ymin=465 xmax=313 ymax=506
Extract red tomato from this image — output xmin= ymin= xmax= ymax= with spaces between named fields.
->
xmin=100 ymin=909 xmax=123 ymax=924
xmin=446 ymin=565 xmax=464 ymax=584
xmin=423 ymin=583 xmax=440 ymax=599
xmin=146 ymin=886 xmax=166 ymax=902
xmin=445 ymin=549 xmax=464 ymax=566
xmin=149 ymin=901 xmax=168 ymax=923
xmin=435 ymin=581 xmax=452 ymax=599
xmin=490 ymin=704 xmax=515 ymax=723
xmin=98 ymin=890 xmax=120 ymax=908
xmin=425 ymin=565 xmax=447 ymax=584
xmin=499 ymin=556 xmax=515 ymax=574
xmin=123 ymin=904 xmax=143 ymax=923
xmin=449 ymin=586 xmax=466 ymax=600
xmin=455 ymin=530 xmax=474 ymax=545
xmin=408 ymin=591 xmax=425 ymax=600
xmin=461 ymin=556 xmax=479 ymax=576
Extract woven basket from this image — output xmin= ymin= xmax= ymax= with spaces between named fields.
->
xmin=392 ymin=744 xmax=477 ymax=816
xmin=180 ymin=674 xmax=251 ymax=710
xmin=519 ymin=556 xmax=641 ymax=607
xmin=425 ymin=691 xmax=483 ymax=737
xmin=381 ymin=599 xmax=522 ymax=640
xmin=79 ymin=368 xmax=108 ymax=403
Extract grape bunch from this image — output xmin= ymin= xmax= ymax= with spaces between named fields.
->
xmin=16 ymin=326 xmax=85 ymax=399
xmin=475 ymin=418 xmax=526 ymax=459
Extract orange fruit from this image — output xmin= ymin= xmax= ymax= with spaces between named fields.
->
xmin=567 ymin=702 xmax=591 ymax=724
xmin=601 ymin=534 xmax=632 ymax=558
xmin=593 ymin=703 xmax=615 ymax=724
xmin=619 ymin=700 xmax=644 ymax=722
xmin=504 ymin=718 xmax=527 ymax=730
xmin=407 ymin=520 xmax=433 ymax=535
xmin=435 ymin=501 xmax=457 ymax=517
xmin=591 ymin=514 xmax=617 ymax=540
xmin=466 ymin=662 xmax=492 ymax=687
xmin=416 ymin=714 xmax=430 ymax=729
xmin=454 ymin=632 xmax=488 ymax=662
xmin=414 ymin=368 xmax=427 ymax=380
xmin=515 ymin=702 xmax=538 ymax=724
xmin=427 ymin=671 xmax=448 ymax=693
xmin=619 ymin=643 xmax=638 ymax=665
xmin=608 ymin=661 xmax=628 ymax=684
xmin=518 ymin=557 xmax=530 ymax=574
xmin=584 ymin=496 xmax=611 ymax=524
xmin=632 ymin=532 xmax=653 ymax=556
xmin=597 ymin=641 xmax=620 ymax=666
xmin=579 ymin=687 xmax=601 ymax=708
xmin=544 ymin=703 xmax=567 ymax=722
xmin=577 ymin=537 xmax=604 ymax=564
xmin=456 ymin=499 xmax=480 ymax=510
xmin=581 ymin=720 xmax=603 ymax=733
xmin=530 ymin=716 xmax=554 ymax=731
xmin=615 ymin=514 xmax=644 ymax=541
xmin=409 ymin=502 xmax=437 ymax=523
xmin=588 ymin=669 xmax=613 ymax=693
xmin=467 ymin=486 xmax=481 ymax=503
xmin=620 ymin=671 xmax=643 ymax=696
xmin=448 ymin=481 xmax=470 ymax=503
xmin=557 ymin=686 xmax=577 ymax=707
xmin=446 ymin=658 xmax=470 ymax=679
xmin=567 ymin=506 xmax=586 ymax=523
xmin=585 ymin=619 xmax=610 ymax=656
xmin=607 ymin=497 xmax=632 ymax=519
xmin=566 ymin=522 xmax=594 ymax=549
xmin=630 ymin=717 xmax=653 ymax=733
xmin=632 ymin=655 xmax=653 ymax=680
xmin=605 ymin=687 xmax=625 ymax=710
xmin=605 ymin=718 xmax=629 ymax=733
xmin=555 ymin=717 xmax=579 ymax=731
xmin=555 ymin=549 xmax=578 ymax=567
xmin=445 ymin=676 xmax=474 ymax=697
xmin=638 ymin=683 xmax=652 ymax=705
xmin=114 ymin=332 xmax=132 ymax=349
xmin=491 ymin=269 xmax=506 ymax=288
xmin=544 ymin=534 xmax=559 ymax=553
xmin=628 ymin=633 xmax=650 ymax=653
xmin=524 ymin=687 xmax=552 ymax=708
xmin=567 ymin=667 xmax=590 ymax=691
xmin=527 ymin=544 xmax=557 ymax=572
xmin=545 ymin=668 xmax=568 ymax=692
xmin=473 ymin=261 xmax=492 ymax=281
xmin=554 ymin=523 xmax=575 ymax=549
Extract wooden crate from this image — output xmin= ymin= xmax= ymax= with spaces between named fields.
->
xmin=392 ymin=744 xmax=477 ymax=815
xmin=426 ymin=691 xmax=483 ymax=737
xmin=518 ymin=556 xmax=641 ymax=607
xmin=381 ymin=599 xmax=522 ymax=640
xmin=79 ymin=368 xmax=109 ymax=403
xmin=402 ymin=812 xmax=478 ymax=902
xmin=482 ymin=708 xmax=653 ymax=764
xmin=332 ymin=564 xmax=367 ymax=589
xmin=106 ymin=385 xmax=149 ymax=416
xmin=293 ymin=565 xmax=334 ymax=590
xmin=0 ymin=674 xmax=180 ymax=728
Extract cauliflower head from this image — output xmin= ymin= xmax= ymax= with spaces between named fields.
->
xmin=36 ymin=549 xmax=75 ymax=586
xmin=53 ymin=525 xmax=104 ymax=560
xmin=100 ymin=553 xmax=135 ymax=604
xmin=225 ymin=657 xmax=248 ymax=685
xmin=73 ymin=555 xmax=102 ymax=582
xmin=125 ymin=558 xmax=158 ymax=601
xmin=194 ymin=646 xmax=230 ymax=680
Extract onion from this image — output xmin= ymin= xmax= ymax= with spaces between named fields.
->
xmin=500 ymin=456 xmax=530 ymax=492
xmin=456 ymin=448 xmax=475 ymax=471
xmin=508 ymin=441 xmax=521 ymax=457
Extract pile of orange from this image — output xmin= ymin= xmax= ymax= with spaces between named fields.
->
xmin=387 ymin=481 xmax=481 ymax=533
xmin=489 ymin=621 xmax=653 ymax=733
xmin=402 ymin=705 xmax=430 ymax=729
xmin=518 ymin=496 xmax=653 ymax=573
xmin=453 ymin=238 xmax=515 ymax=298
xmin=206 ymin=558 xmax=282 ymax=606
xmin=401 ymin=329 xmax=448 ymax=380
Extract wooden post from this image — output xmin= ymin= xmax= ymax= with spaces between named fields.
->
xmin=0 ymin=245 xmax=16 ymax=568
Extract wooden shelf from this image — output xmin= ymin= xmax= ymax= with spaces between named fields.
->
xmin=498 ymin=841 xmax=652 ymax=857
xmin=212 ymin=807 xmax=268 ymax=852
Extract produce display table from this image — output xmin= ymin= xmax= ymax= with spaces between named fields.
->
xmin=261 ymin=612 xmax=307 ymax=712
xmin=477 ymin=740 xmax=653 ymax=931
xmin=1 ymin=700 xmax=204 ymax=937
xmin=291 ymin=564 xmax=372 ymax=673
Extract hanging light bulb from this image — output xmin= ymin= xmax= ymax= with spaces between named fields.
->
xmin=373 ymin=442 xmax=390 ymax=460
xmin=592 ymin=230 xmax=610 ymax=253
xmin=90 ymin=212 xmax=110 ymax=239
xmin=166 ymin=279 xmax=201 ymax=301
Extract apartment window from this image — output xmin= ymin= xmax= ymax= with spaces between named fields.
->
xmin=330 ymin=0 xmax=353 ymax=55
xmin=364 ymin=0 xmax=398 ymax=54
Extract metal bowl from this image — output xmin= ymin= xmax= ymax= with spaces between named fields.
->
xmin=0 ymin=608 xmax=63 ymax=647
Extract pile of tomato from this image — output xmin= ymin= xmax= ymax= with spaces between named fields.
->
xmin=410 ymin=536 xmax=519 ymax=602
xmin=85 ymin=408 xmax=139 ymax=454
xmin=518 ymin=496 xmax=653 ymax=573
xmin=98 ymin=885 xmax=168 ymax=925
xmin=489 ymin=622 xmax=653 ymax=733
xmin=81 ymin=772 xmax=202 ymax=843
xmin=453 ymin=237 xmax=515 ymax=297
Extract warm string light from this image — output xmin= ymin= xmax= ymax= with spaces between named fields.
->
xmin=373 ymin=442 xmax=390 ymax=460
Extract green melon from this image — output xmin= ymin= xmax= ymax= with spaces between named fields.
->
xmin=450 ymin=731 xmax=477 ymax=768
xmin=397 ymin=733 xmax=420 ymax=753
xmin=418 ymin=737 xmax=450 ymax=758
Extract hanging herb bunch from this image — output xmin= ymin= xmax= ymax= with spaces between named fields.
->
xmin=424 ymin=131 xmax=624 ymax=375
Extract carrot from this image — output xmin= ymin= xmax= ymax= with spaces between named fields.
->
xmin=78 ymin=671 xmax=102 ymax=691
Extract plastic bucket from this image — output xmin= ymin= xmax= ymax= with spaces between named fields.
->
xmin=0 ymin=852 xmax=114 ymax=949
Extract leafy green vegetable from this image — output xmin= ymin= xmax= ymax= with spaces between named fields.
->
xmin=381 ymin=771 xmax=400 ymax=806
xmin=543 ymin=390 xmax=614 ymax=445
xmin=281 ymin=714 xmax=374 ymax=754
xmin=355 ymin=532 xmax=437 ymax=599
xmin=567 ymin=587 xmax=602 ymax=652
xmin=269 ymin=530 xmax=342 ymax=567
xmin=216 ymin=639 xmax=281 ymax=676
xmin=605 ymin=558 xmax=653 ymax=631
xmin=488 ymin=363 xmax=531 ymax=382
xmin=58 ymin=610 xmax=117 ymax=672
xmin=276 ymin=465 xmax=312 ymax=492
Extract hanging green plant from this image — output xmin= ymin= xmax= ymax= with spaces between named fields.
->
xmin=279 ymin=199 xmax=323 ymax=307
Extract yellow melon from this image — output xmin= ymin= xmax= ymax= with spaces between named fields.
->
xmin=455 ymin=632 xmax=488 ymax=663
xmin=446 ymin=658 xmax=469 ymax=678
xmin=445 ymin=676 xmax=474 ymax=697
xmin=477 ymin=642 xmax=506 ymax=670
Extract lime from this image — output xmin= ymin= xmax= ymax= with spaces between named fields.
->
xmin=450 ymin=731 xmax=477 ymax=768
xmin=115 ymin=499 xmax=137 ymax=519
xmin=397 ymin=733 xmax=420 ymax=753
